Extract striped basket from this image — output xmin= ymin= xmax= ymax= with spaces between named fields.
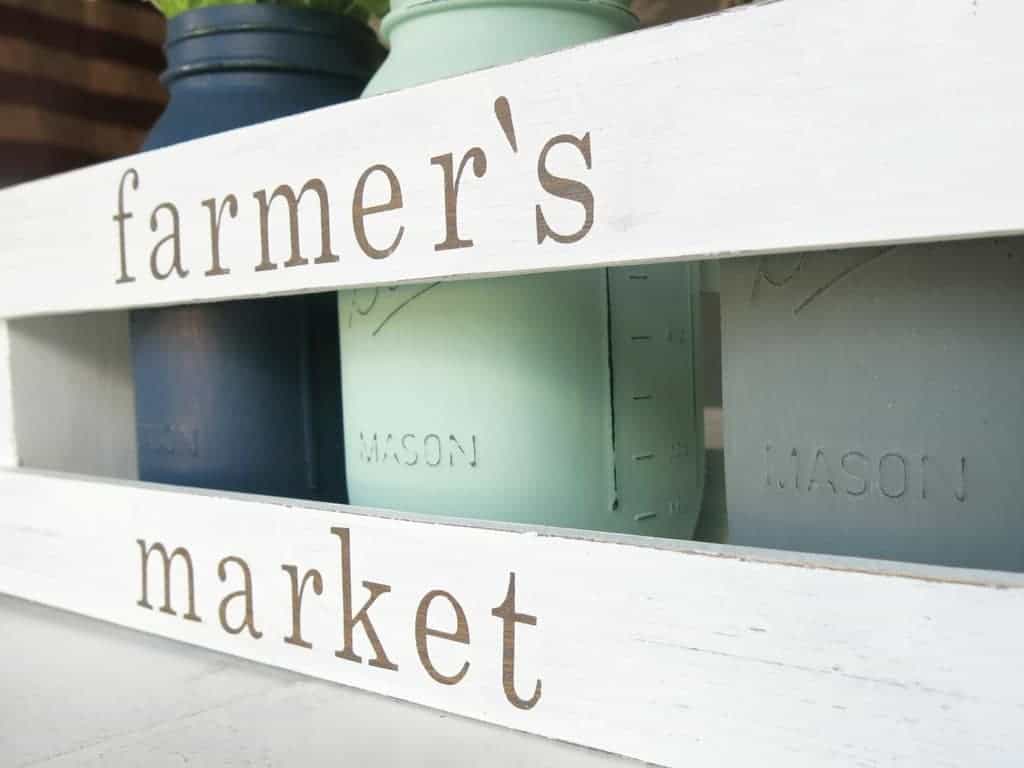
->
xmin=0 ymin=0 xmax=166 ymax=186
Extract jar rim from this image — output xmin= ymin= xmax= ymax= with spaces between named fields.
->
xmin=161 ymin=3 xmax=384 ymax=85
xmin=380 ymin=0 xmax=638 ymax=42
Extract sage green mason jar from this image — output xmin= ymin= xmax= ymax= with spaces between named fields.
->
xmin=719 ymin=241 xmax=1024 ymax=571
xmin=339 ymin=0 xmax=705 ymax=536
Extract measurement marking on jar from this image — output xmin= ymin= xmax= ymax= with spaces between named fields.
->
xmin=630 ymin=335 xmax=652 ymax=342
xmin=627 ymin=273 xmax=648 ymax=280
xmin=632 ymin=394 xmax=652 ymax=401
xmin=633 ymin=511 xmax=657 ymax=522
xmin=633 ymin=453 xmax=655 ymax=461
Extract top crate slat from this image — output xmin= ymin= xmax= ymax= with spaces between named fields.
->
xmin=1 ymin=0 xmax=1021 ymax=319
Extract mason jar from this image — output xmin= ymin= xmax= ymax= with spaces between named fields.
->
xmin=339 ymin=0 xmax=706 ymax=536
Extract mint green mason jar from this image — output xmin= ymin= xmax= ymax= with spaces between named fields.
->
xmin=339 ymin=0 xmax=705 ymax=537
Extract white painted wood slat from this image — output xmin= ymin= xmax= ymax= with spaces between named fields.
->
xmin=0 ymin=321 xmax=17 ymax=468
xmin=0 ymin=0 xmax=1021 ymax=318
xmin=1 ymin=468 xmax=1021 ymax=767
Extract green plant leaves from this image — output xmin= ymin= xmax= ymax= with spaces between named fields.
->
xmin=147 ymin=0 xmax=390 ymax=21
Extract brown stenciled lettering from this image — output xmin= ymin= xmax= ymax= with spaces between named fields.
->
xmin=330 ymin=527 xmax=398 ymax=671
xmin=253 ymin=178 xmax=337 ymax=271
xmin=535 ymin=132 xmax=594 ymax=245
xmin=281 ymin=564 xmax=323 ymax=649
xmin=149 ymin=202 xmax=188 ymax=280
xmin=493 ymin=96 xmax=518 ymax=152
xmin=491 ymin=572 xmax=541 ymax=710
xmin=352 ymin=164 xmax=405 ymax=259
xmin=136 ymin=539 xmax=201 ymax=622
xmin=217 ymin=555 xmax=262 ymax=639
xmin=201 ymin=195 xmax=238 ymax=277
xmin=415 ymin=590 xmax=471 ymax=686
xmin=114 ymin=168 xmax=138 ymax=284
xmin=431 ymin=148 xmax=487 ymax=251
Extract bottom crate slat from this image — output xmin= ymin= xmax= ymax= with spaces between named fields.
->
xmin=0 ymin=468 xmax=1021 ymax=766
xmin=1 ymin=595 xmax=637 ymax=767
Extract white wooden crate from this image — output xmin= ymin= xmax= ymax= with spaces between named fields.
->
xmin=1 ymin=0 xmax=1022 ymax=765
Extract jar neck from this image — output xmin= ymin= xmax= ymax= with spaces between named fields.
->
xmin=162 ymin=4 xmax=383 ymax=87
xmin=145 ymin=5 xmax=382 ymax=150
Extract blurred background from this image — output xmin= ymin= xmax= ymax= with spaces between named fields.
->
xmin=0 ymin=0 xmax=164 ymax=185
xmin=0 ymin=0 xmax=747 ymax=183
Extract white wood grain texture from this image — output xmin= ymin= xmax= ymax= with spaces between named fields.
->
xmin=0 ymin=321 xmax=16 ymax=468
xmin=6 ymin=312 xmax=138 ymax=480
xmin=1 ymin=596 xmax=637 ymax=767
xmin=0 ymin=0 xmax=1021 ymax=319
xmin=1 ymin=469 xmax=1021 ymax=767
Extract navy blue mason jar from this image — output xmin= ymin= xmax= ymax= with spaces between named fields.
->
xmin=133 ymin=5 xmax=382 ymax=500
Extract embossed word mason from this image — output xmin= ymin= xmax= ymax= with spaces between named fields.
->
xmin=112 ymin=97 xmax=594 ymax=286
xmin=358 ymin=431 xmax=479 ymax=468
xmin=763 ymin=444 xmax=968 ymax=502
xmin=135 ymin=527 xmax=542 ymax=710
